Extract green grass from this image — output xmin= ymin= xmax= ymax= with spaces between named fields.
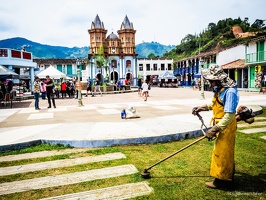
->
xmin=0 ymin=109 xmax=265 ymax=199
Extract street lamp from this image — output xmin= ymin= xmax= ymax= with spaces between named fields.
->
xmin=200 ymin=60 xmax=205 ymax=100
xmin=76 ymin=59 xmax=83 ymax=106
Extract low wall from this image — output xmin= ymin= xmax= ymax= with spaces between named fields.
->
xmin=77 ymin=82 xmax=131 ymax=92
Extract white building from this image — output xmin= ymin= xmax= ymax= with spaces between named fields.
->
xmin=137 ymin=58 xmax=173 ymax=82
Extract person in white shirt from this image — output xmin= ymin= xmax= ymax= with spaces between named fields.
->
xmin=141 ymin=79 xmax=149 ymax=101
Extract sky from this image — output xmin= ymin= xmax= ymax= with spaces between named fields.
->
xmin=0 ymin=0 xmax=265 ymax=48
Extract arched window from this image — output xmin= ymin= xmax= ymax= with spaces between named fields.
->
xmin=126 ymin=60 xmax=131 ymax=68
xmin=111 ymin=60 xmax=117 ymax=68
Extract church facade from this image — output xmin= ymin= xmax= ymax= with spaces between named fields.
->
xmin=87 ymin=14 xmax=138 ymax=85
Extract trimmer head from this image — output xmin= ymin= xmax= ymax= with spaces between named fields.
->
xmin=141 ymin=169 xmax=151 ymax=179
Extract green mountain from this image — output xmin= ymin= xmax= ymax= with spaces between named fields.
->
xmin=0 ymin=37 xmax=174 ymax=59
xmin=136 ymin=41 xmax=175 ymax=58
xmin=163 ymin=18 xmax=266 ymax=61
xmin=0 ymin=37 xmax=90 ymax=59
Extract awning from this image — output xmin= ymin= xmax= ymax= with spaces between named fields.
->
xmin=222 ymin=59 xmax=247 ymax=69
xmin=0 ymin=65 xmax=19 ymax=79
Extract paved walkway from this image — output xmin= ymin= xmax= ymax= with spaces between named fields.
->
xmin=0 ymin=87 xmax=265 ymax=151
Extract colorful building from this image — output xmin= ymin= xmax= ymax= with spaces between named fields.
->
xmin=87 ymin=15 xmax=138 ymax=85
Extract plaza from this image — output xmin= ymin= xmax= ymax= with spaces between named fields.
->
xmin=0 ymin=87 xmax=265 ymax=151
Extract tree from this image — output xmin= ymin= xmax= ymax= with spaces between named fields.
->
xmin=147 ymin=53 xmax=157 ymax=58
xmin=94 ymin=45 xmax=107 ymax=85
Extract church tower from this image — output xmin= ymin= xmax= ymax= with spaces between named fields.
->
xmin=117 ymin=15 xmax=137 ymax=57
xmin=88 ymin=14 xmax=107 ymax=55
xmin=87 ymin=15 xmax=137 ymax=85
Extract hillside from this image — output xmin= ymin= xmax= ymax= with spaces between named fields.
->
xmin=136 ymin=42 xmax=175 ymax=58
xmin=0 ymin=37 xmax=174 ymax=59
xmin=163 ymin=18 xmax=266 ymax=61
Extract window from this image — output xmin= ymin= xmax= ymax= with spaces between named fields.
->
xmin=111 ymin=60 xmax=117 ymax=68
xmin=126 ymin=60 xmax=131 ymax=68
xmin=146 ymin=64 xmax=150 ymax=71
xmin=153 ymin=64 xmax=157 ymax=71
xmin=168 ymin=64 xmax=172 ymax=70
xmin=126 ymin=37 xmax=130 ymax=42
xmin=161 ymin=64 xmax=165 ymax=70
xmin=139 ymin=64 xmax=143 ymax=71
xmin=96 ymin=37 xmax=100 ymax=42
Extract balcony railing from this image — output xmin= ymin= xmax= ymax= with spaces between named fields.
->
xmin=246 ymin=51 xmax=266 ymax=64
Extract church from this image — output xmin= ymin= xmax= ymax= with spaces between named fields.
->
xmin=87 ymin=14 xmax=138 ymax=85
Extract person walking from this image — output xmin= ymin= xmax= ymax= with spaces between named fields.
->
xmin=192 ymin=64 xmax=239 ymax=190
xmin=93 ymin=77 xmax=102 ymax=96
xmin=33 ymin=76 xmax=41 ymax=110
xmin=85 ymin=78 xmax=92 ymax=97
xmin=137 ymin=78 xmax=142 ymax=96
xmin=45 ymin=75 xmax=56 ymax=108
xmin=142 ymin=79 xmax=149 ymax=101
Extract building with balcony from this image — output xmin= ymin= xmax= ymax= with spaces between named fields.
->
xmin=173 ymin=35 xmax=266 ymax=90
xmin=245 ymin=35 xmax=266 ymax=89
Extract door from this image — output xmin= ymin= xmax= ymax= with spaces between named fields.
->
xmin=257 ymin=41 xmax=264 ymax=62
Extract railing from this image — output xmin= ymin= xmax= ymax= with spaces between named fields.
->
xmin=246 ymin=51 xmax=266 ymax=64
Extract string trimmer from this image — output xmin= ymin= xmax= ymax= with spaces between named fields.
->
xmin=141 ymin=112 xmax=208 ymax=179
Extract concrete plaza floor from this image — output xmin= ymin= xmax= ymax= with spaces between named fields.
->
xmin=0 ymin=87 xmax=265 ymax=151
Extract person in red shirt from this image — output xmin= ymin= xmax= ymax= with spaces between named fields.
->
xmin=61 ymin=82 xmax=67 ymax=98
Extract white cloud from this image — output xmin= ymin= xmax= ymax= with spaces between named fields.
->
xmin=0 ymin=0 xmax=265 ymax=47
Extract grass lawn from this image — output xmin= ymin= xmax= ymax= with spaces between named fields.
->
xmin=0 ymin=108 xmax=265 ymax=200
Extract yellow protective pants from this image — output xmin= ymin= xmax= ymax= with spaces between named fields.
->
xmin=210 ymin=93 xmax=237 ymax=180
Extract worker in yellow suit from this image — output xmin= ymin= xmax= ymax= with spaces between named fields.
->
xmin=192 ymin=64 xmax=239 ymax=189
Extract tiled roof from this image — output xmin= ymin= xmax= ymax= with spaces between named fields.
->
xmin=222 ymin=59 xmax=247 ymax=69
xmin=33 ymin=58 xmax=85 ymax=65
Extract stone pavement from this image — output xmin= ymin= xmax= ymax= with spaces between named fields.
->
xmin=0 ymin=87 xmax=265 ymax=151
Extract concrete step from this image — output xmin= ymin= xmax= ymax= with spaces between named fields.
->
xmin=238 ymin=127 xmax=266 ymax=134
xmin=0 ymin=164 xmax=138 ymax=195
xmin=0 ymin=152 xmax=126 ymax=176
xmin=40 ymin=181 xmax=153 ymax=200
xmin=237 ymin=121 xmax=266 ymax=128
xmin=254 ymin=117 xmax=266 ymax=120
xmin=0 ymin=148 xmax=88 ymax=162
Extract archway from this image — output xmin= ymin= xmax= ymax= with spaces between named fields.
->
xmin=111 ymin=71 xmax=119 ymax=83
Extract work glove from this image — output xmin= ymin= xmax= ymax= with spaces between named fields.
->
xmin=205 ymin=125 xmax=219 ymax=139
xmin=192 ymin=105 xmax=209 ymax=115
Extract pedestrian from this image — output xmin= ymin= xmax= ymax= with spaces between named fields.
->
xmin=40 ymin=80 xmax=46 ymax=99
xmin=192 ymin=64 xmax=239 ymax=190
xmin=137 ymin=78 xmax=142 ymax=96
xmin=33 ymin=76 xmax=41 ymax=110
xmin=45 ymin=75 xmax=56 ymax=108
xmin=93 ymin=77 xmax=102 ymax=96
xmin=0 ymin=80 xmax=7 ymax=97
xmin=61 ymin=81 xmax=67 ymax=98
xmin=142 ymin=79 xmax=149 ymax=101
xmin=6 ymin=80 xmax=14 ymax=93
xmin=85 ymin=78 xmax=92 ymax=97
